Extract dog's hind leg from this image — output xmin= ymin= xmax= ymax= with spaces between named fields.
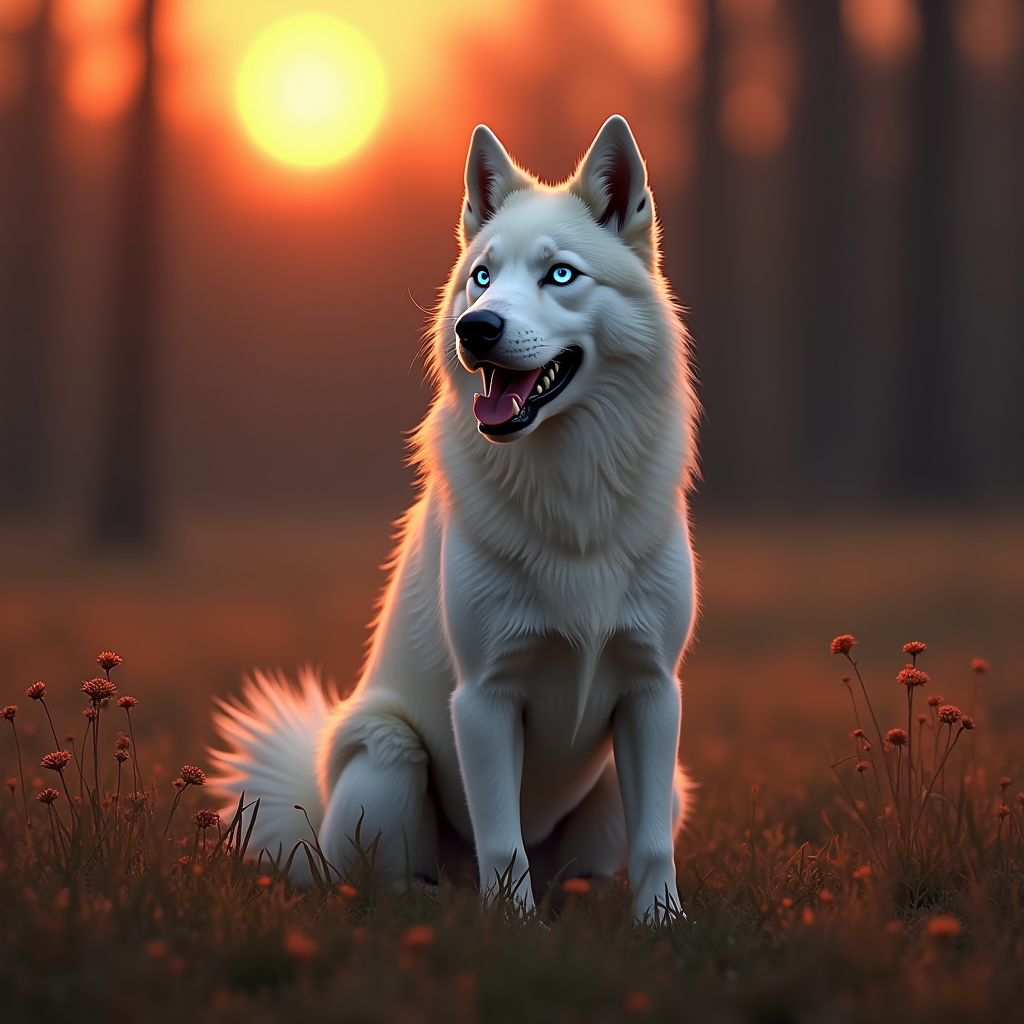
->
xmin=318 ymin=711 xmax=440 ymax=885
xmin=553 ymin=759 xmax=692 ymax=883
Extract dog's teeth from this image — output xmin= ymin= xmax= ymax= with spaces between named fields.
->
xmin=511 ymin=397 xmax=522 ymax=416
xmin=534 ymin=385 xmax=543 ymax=395
xmin=542 ymin=375 xmax=551 ymax=389
xmin=553 ymin=361 xmax=560 ymax=374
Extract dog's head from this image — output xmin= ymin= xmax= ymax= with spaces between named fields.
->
xmin=435 ymin=116 xmax=677 ymax=445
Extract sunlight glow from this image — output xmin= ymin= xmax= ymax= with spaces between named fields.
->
xmin=236 ymin=14 xmax=385 ymax=168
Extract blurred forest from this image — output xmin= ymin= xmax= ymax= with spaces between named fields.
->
xmin=0 ymin=0 xmax=1022 ymax=547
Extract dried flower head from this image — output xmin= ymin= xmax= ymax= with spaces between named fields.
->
xmin=5 ymin=778 xmax=16 ymax=792
xmin=114 ymin=750 xmax=129 ymax=764
xmin=1 ymin=705 xmax=17 ymax=721
xmin=26 ymin=682 xmax=46 ymax=700
xmin=927 ymin=915 xmax=961 ymax=940
xmin=83 ymin=708 xmax=98 ymax=721
xmin=1018 ymin=793 xmax=1024 ymax=806
xmin=897 ymin=666 xmax=929 ymax=688
xmin=831 ymin=635 xmax=857 ymax=656
xmin=926 ymin=695 xmax=943 ymax=708
xmin=999 ymin=776 xmax=1011 ymax=788
xmin=852 ymin=728 xmax=865 ymax=738
xmin=971 ymin=658 xmax=989 ymax=673
xmin=117 ymin=695 xmax=138 ymax=709
xmin=82 ymin=677 xmax=116 ymax=703
xmin=902 ymin=641 xmax=926 ymax=656
xmin=885 ymin=728 xmax=908 ymax=747
xmin=917 ymin=714 xmax=927 ymax=724
xmin=960 ymin=715 xmax=975 ymax=731
xmin=115 ymin=732 xmax=131 ymax=753
xmin=855 ymin=761 xmax=869 ymax=773
xmin=997 ymin=805 xmax=1010 ymax=820
xmin=97 ymin=652 xmax=123 ymax=671
xmin=180 ymin=765 xmax=206 ymax=788
xmin=937 ymin=704 xmax=962 ymax=725
xmin=41 ymin=750 xmax=72 ymax=772
xmin=192 ymin=809 xmax=219 ymax=829
xmin=36 ymin=788 xmax=60 ymax=805
xmin=173 ymin=778 xmax=186 ymax=792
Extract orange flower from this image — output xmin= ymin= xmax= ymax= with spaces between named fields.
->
xmin=97 ymin=651 xmax=123 ymax=671
xmin=818 ymin=889 xmax=835 ymax=903
xmin=625 ymin=991 xmax=651 ymax=1014
xmin=896 ymin=666 xmax=929 ymax=688
xmin=402 ymin=924 xmax=436 ymax=951
xmin=971 ymin=658 xmax=989 ymax=673
xmin=118 ymin=695 xmax=139 ymax=709
xmin=1 ymin=705 xmax=17 ymax=721
xmin=26 ymin=682 xmax=46 ymax=700
xmin=180 ymin=765 xmax=206 ymax=787
xmin=562 ymin=877 xmax=592 ymax=895
xmin=256 ymin=876 xmax=273 ymax=889
xmin=960 ymin=715 xmax=975 ymax=730
xmin=41 ymin=750 xmax=72 ymax=772
xmin=337 ymin=884 xmax=358 ymax=900
xmin=902 ymin=641 xmax=926 ymax=656
xmin=284 ymin=929 xmax=318 ymax=959
xmin=831 ymin=635 xmax=856 ymax=656
xmin=885 ymin=728 xmax=908 ymax=748
xmin=926 ymin=915 xmax=961 ymax=939
xmin=82 ymin=677 xmax=116 ymax=703
xmin=36 ymin=788 xmax=60 ymax=804
xmin=937 ymin=705 xmax=962 ymax=725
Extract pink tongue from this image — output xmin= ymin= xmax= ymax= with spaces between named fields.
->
xmin=473 ymin=366 xmax=545 ymax=426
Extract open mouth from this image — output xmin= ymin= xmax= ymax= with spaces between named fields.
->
xmin=472 ymin=348 xmax=582 ymax=436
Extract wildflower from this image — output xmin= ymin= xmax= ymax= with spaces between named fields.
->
xmin=831 ymin=635 xmax=856 ymax=656
xmin=926 ymin=915 xmax=961 ymax=940
xmin=26 ymin=682 xmax=45 ymax=700
xmin=1 ymin=706 xmax=17 ymax=721
xmin=97 ymin=651 xmax=123 ymax=671
xmin=5 ymin=779 xmax=15 ymax=792
xmin=999 ymin=776 xmax=1011 ymax=788
xmin=855 ymin=761 xmax=869 ymax=773
xmin=997 ymin=805 xmax=1010 ymax=820
xmin=937 ymin=704 xmax=962 ymax=725
xmin=917 ymin=714 xmax=927 ymax=724
xmin=180 ymin=765 xmax=206 ymax=788
xmin=960 ymin=715 xmax=975 ymax=730
xmin=172 ymin=778 xmax=185 ymax=792
xmin=971 ymin=658 xmax=989 ymax=673
xmin=885 ymin=728 xmax=908 ymax=747
xmin=852 ymin=728 xmax=865 ymax=738
xmin=337 ymin=883 xmax=357 ymax=899
xmin=192 ymin=809 xmax=219 ymax=830
xmin=41 ymin=750 xmax=72 ymax=772
xmin=82 ymin=677 xmax=116 ymax=703
xmin=284 ymin=928 xmax=318 ymax=959
xmin=256 ymin=876 xmax=273 ymax=889
xmin=902 ymin=641 xmax=926 ymax=657
xmin=115 ymin=732 xmax=131 ymax=753
xmin=625 ymin=991 xmax=652 ymax=1014
xmin=926 ymin=695 xmax=943 ymax=707
xmin=115 ymin=750 xmax=129 ymax=764
xmin=118 ymin=695 xmax=138 ymax=709
xmin=36 ymin=788 xmax=59 ymax=805
xmin=401 ymin=924 xmax=436 ymax=951
xmin=852 ymin=866 xmax=872 ymax=881
xmin=897 ymin=666 xmax=929 ymax=688
xmin=562 ymin=877 xmax=591 ymax=895
xmin=83 ymin=708 xmax=98 ymax=721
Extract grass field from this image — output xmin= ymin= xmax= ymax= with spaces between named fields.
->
xmin=1 ymin=513 xmax=1023 ymax=1022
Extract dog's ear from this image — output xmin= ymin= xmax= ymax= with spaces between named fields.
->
xmin=570 ymin=115 xmax=655 ymax=265
xmin=460 ymin=125 xmax=532 ymax=246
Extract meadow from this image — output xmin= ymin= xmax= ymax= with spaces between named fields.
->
xmin=1 ymin=513 xmax=1023 ymax=1022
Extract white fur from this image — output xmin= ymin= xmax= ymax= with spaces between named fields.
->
xmin=210 ymin=116 xmax=699 ymax=922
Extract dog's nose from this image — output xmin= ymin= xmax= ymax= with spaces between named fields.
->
xmin=455 ymin=309 xmax=504 ymax=359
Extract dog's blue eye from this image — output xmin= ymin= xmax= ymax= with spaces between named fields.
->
xmin=472 ymin=267 xmax=490 ymax=288
xmin=547 ymin=264 xmax=576 ymax=286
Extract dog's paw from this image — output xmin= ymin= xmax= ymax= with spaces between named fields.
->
xmin=629 ymin=855 xmax=681 ymax=926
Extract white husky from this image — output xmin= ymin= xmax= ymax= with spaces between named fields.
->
xmin=211 ymin=115 xmax=698 ymax=922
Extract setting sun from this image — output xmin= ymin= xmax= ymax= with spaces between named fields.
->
xmin=236 ymin=14 xmax=385 ymax=168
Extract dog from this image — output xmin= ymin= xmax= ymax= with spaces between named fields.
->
xmin=210 ymin=115 xmax=699 ymax=922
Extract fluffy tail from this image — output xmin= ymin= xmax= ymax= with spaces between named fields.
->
xmin=208 ymin=668 xmax=338 ymax=879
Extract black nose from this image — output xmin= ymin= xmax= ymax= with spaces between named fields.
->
xmin=455 ymin=309 xmax=504 ymax=359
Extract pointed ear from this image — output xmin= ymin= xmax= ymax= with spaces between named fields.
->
xmin=460 ymin=125 xmax=532 ymax=246
xmin=569 ymin=115 xmax=655 ymax=265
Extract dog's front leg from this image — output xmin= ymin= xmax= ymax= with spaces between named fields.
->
xmin=613 ymin=680 xmax=682 ymax=924
xmin=450 ymin=684 xmax=533 ymax=910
